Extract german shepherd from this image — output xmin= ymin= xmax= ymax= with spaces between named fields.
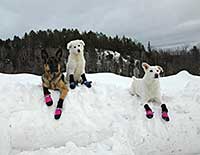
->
xmin=41 ymin=48 xmax=68 ymax=120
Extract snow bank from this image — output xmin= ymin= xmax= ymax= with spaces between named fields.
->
xmin=0 ymin=71 xmax=200 ymax=155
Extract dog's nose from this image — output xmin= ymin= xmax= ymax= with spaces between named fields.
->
xmin=154 ymin=74 xmax=159 ymax=78
xmin=49 ymin=64 xmax=58 ymax=73
xmin=77 ymin=49 xmax=80 ymax=53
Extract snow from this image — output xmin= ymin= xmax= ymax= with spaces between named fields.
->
xmin=0 ymin=71 xmax=200 ymax=155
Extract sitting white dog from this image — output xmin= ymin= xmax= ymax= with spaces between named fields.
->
xmin=130 ymin=62 xmax=169 ymax=121
xmin=66 ymin=39 xmax=92 ymax=89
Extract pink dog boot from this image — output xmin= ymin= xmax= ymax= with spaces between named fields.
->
xmin=146 ymin=109 xmax=154 ymax=119
xmin=162 ymin=112 xmax=170 ymax=121
xmin=144 ymin=104 xmax=153 ymax=119
xmin=44 ymin=94 xmax=53 ymax=106
xmin=161 ymin=104 xmax=170 ymax=121
xmin=54 ymin=108 xmax=62 ymax=120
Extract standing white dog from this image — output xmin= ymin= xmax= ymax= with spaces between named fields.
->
xmin=130 ymin=62 xmax=169 ymax=121
xmin=66 ymin=39 xmax=92 ymax=89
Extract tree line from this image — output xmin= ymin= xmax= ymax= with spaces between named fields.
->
xmin=0 ymin=28 xmax=199 ymax=77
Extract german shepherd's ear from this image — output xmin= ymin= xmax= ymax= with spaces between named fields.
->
xmin=56 ymin=48 xmax=62 ymax=61
xmin=41 ymin=49 xmax=48 ymax=63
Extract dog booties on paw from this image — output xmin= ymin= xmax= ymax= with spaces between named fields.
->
xmin=82 ymin=81 xmax=92 ymax=88
xmin=45 ymin=94 xmax=53 ymax=106
xmin=54 ymin=108 xmax=62 ymax=120
xmin=146 ymin=110 xmax=154 ymax=119
xmin=162 ymin=111 xmax=170 ymax=121
xmin=69 ymin=82 xmax=76 ymax=89
xmin=144 ymin=104 xmax=153 ymax=119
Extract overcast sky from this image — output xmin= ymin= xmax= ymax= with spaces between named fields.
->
xmin=0 ymin=0 xmax=200 ymax=48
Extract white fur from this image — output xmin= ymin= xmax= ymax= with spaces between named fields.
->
xmin=66 ymin=39 xmax=86 ymax=82
xmin=130 ymin=62 xmax=163 ymax=104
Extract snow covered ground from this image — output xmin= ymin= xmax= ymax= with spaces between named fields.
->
xmin=0 ymin=71 xmax=200 ymax=155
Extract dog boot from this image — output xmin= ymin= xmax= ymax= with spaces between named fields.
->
xmin=162 ymin=112 xmax=170 ymax=121
xmin=54 ymin=108 xmax=62 ymax=120
xmin=161 ymin=104 xmax=170 ymax=121
xmin=82 ymin=81 xmax=92 ymax=88
xmin=44 ymin=94 xmax=53 ymax=106
xmin=69 ymin=82 xmax=76 ymax=89
xmin=144 ymin=104 xmax=153 ymax=119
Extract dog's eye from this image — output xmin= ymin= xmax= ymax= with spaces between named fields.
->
xmin=149 ymin=70 xmax=153 ymax=72
xmin=157 ymin=70 xmax=159 ymax=72
xmin=74 ymin=46 xmax=76 ymax=48
xmin=78 ymin=45 xmax=80 ymax=47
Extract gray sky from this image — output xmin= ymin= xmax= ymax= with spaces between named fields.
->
xmin=0 ymin=0 xmax=200 ymax=48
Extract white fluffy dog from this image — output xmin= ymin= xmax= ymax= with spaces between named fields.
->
xmin=130 ymin=62 xmax=169 ymax=121
xmin=130 ymin=62 xmax=163 ymax=103
xmin=66 ymin=39 xmax=92 ymax=89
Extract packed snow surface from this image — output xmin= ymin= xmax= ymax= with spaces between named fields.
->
xmin=0 ymin=71 xmax=200 ymax=155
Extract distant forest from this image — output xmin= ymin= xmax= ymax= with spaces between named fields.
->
xmin=0 ymin=28 xmax=199 ymax=77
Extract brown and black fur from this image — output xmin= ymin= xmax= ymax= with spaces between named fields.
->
xmin=41 ymin=48 xmax=68 ymax=119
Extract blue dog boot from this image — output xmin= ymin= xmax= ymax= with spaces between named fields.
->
xmin=83 ymin=81 xmax=92 ymax=88
xmin=70 ymin=82 xmax=76 ymax=89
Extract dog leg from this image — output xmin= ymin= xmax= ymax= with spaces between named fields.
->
xmin=69 ymin=74 xmax=76 ymax=89
xmin=43 ymin=86 xmax=53 ymax=106
xmin=161 ymin=104 xmax=170 ymax=121
xmin=144 ymin=104 xmax=154 ymax=119
xmin=81 ymin=74 xmax=92 ymax=88
xmin=54 ymin=82 xmax=68 ymax=120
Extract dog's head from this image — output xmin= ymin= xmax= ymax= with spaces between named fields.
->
xmin=142 ymin=62 xmax=164 ymax=79
xmin=67 ymin=39 xmax=85 ymax=55
xmin=41 ymin=48 xmax=63 ymax=74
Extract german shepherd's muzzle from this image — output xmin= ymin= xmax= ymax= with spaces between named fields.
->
xmin=41 ymin=48 xmax=68 ymax=120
